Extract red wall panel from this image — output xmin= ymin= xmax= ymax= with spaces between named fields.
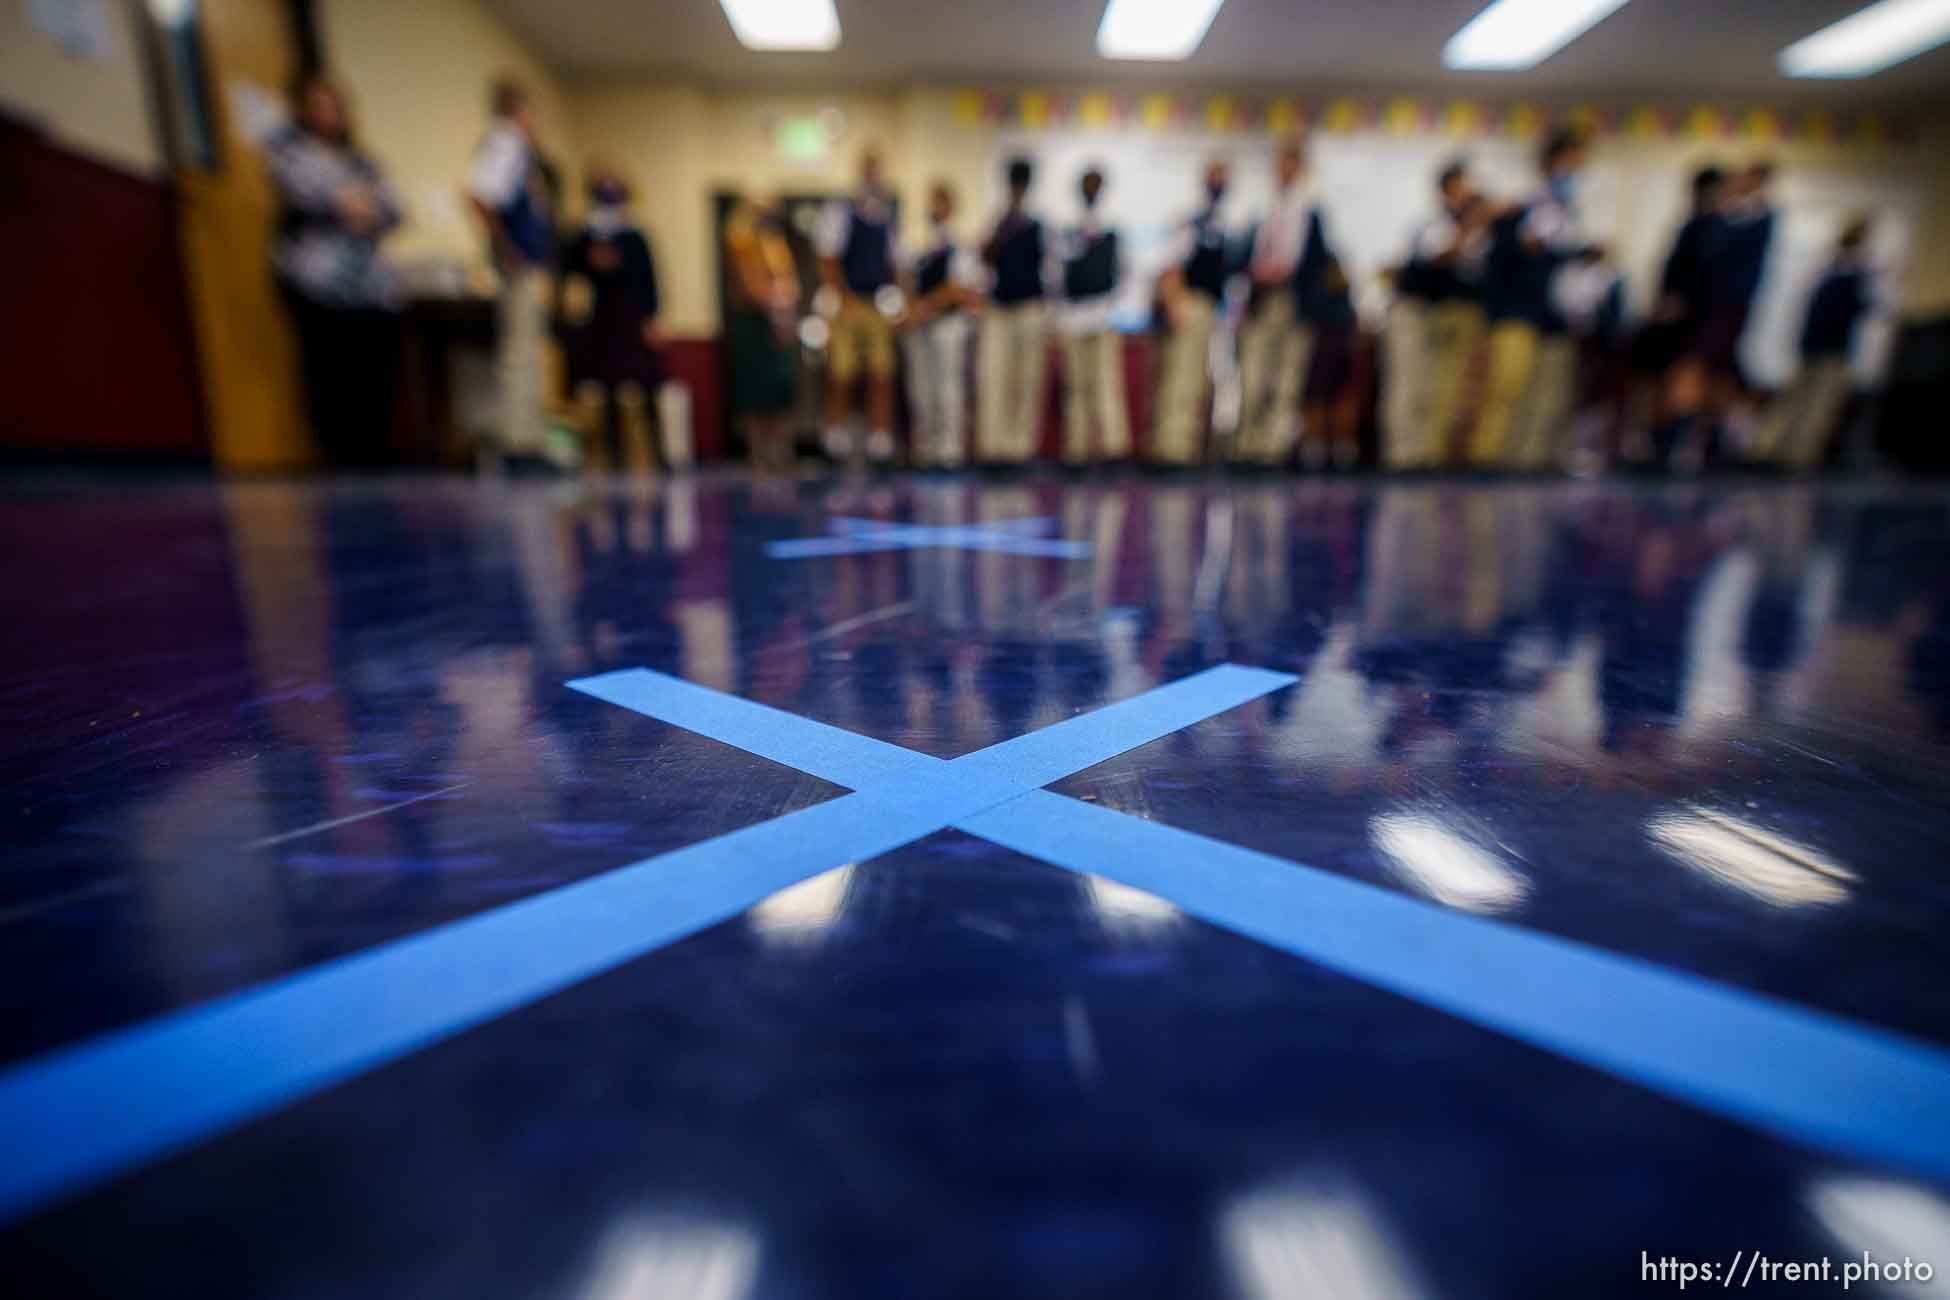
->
xmin=0 ymin=115 xmax=205 ymax=456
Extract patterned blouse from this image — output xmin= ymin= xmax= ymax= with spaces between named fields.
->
xmin=266 ymin=126 xmax=403 ymax=309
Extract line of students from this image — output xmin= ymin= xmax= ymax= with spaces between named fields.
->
xmin=272 ymin=71 xmax=1876 ymax=479
xmin=811 ymin=132 xmax=1626 ymax=476
xmin=804 ymin=138 xmax=1354 ymax=473
xmin=1379 ymin=129 xmax=1600 ymax=474
xmin=813 ymin=125 xmax=1879 ymax=478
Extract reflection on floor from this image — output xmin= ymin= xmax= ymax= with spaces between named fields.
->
xmin=4 ymin=470 xmax=1950 ymax=1298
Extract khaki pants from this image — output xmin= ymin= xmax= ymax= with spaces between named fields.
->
xmin=903 ymin=313 xmax=971 ymax=467
xmin=1149 ymin=293 xmax=1216 ymax=465
xmin=1508 ymin=333 xmax=1578 ymax=471
xmin=830 ymin=296 xmax=897 ymax=385
xmin=496 ymin=265 xmax=551 ymax=454
xmin=1060 ymin=329 xmax=1131 ymax=464
xmin=1234 ymin=289 xmax=1313 ymax=464
xmin=977 ymin=301 xmax=1048 ymax=463
xmin=1380 ymin=298 xmax=1431 ymax=469
xmin=1759 ymin=356 xmax=1852 ymax=470
xmin=1425 ymin=300 xmax=1486 ymax=464
xmin=1469 ymin=320 xmax=1538 ymax=466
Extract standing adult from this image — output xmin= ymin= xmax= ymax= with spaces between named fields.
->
xmin=267 ymin=70 xmax=403 ymax=467
xmin=977 ymin=157 xmax=1049 ymax=467
xmin=468 ymin=80 xmax=560 ymax=471
xmin=1055 ymin=166 xmax=1130 ymax=469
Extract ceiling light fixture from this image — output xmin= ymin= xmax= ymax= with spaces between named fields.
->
xmin=1779 ymin=0 xmax=1950 ymax=78
xmin=718 ymin=0 xmax=840 ymax=52
xmin=1097 ymin=0 xmax=1227 ymax=61
xmin=1443 ymin=0 xmax=1630 ymax=70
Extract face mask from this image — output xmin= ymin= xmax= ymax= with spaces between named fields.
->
xmin=1081 ymin=190 xmax=1101 ymax=210
xmin=1206 ymin=182 xmax=1227 ymax=205
xmin=1549 ymin=173 xmax=1579 ymax=203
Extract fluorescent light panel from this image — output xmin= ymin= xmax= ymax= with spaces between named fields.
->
xmin=1097 ymin=0 xmax=1227 ymax=61
xmin=1779 ymin=0 xmax=1950 ymax=78
xmin=719 ymin=0 xmax=840 ymax=52
xmin=1443 ymin=0 xmax=1630 ymax=70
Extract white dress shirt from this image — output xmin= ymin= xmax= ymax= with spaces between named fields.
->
xmin=1248 ymin=184 xmax=1316 ymax=284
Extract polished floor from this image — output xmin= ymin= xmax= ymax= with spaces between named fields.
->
xmin=3 ymin=469 xmax=1950 ymax=1298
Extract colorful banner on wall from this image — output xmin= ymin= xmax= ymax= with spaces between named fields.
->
xmin=957 ymin=90 xmax=1916 ymax=147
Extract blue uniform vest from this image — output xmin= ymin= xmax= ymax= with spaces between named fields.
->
xmin=1064 ymin=229 xmax=1119 ymax=300
xmin=501 ymin=168 xmax=553 ymax=266
xmin=1183 ymin=211 xmax=1229 ymax=300
xmin=840 ymin=205 xmax=894 ymax=295
xmin=990 ymin=216 xmax=1045 ymax=306
xmin=914 ymin=245 xmax=954 ymax=300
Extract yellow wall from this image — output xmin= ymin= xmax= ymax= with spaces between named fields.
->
xmin=567 ymin=84 xmax=995 ymax=335
xmin=320 ymin=0 xmax=580 ymax=274
xmin=1903 ymin=122 xmax=1950 ymax=314
xmin=0 ymin=0 xmax=161 ymax=175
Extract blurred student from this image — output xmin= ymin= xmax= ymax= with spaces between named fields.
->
xmin=1651 ymin=166 xmax=1728 ymax=354
xmin=1705 ymin=160 xmax=1778 ymax=460
xmin=978 ymin=157 xmax=1049 ymax=467
xmin=1637 ymin=166 xmax=1727 ymax=468
xmin=1235 ymin=138 xmax=1332 ymax=467
xmin=1760 ymin=217 xmax=1876 ymax=471
xmin=1055 ymin=166 xmax=1130 ymax=468
xmin=1714 ymin=161 xmax=1777 ymax=383
xmin=1386 ymin=161 xmax=1488 ymax=469
xmin=1149 ymin=158 xmax=1233 ymax=467
xmin=816 ymin=149 xmax=899 ymax=465
xmin=1552 ymin=245 xmax=1629 ymax=467
xmin=268 ymin=70 xmax=402 ymax=467
xmin=723 ymin=194 xmax=802 ymax=474
xmin=903 ymin=181 xmax=982 ymax=470
xmin=1300 ymin=253 xmax=1360 ymax=470
xmin=557 ymin=164 xmax=662 ymax=474
xmin=469 ymin=80 xmax=560 ymax=471
xmin=1470 ymin=127 xmax=1590 ymax=470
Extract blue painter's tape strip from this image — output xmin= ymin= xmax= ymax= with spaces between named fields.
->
xmin=567 ymin=669 xmax=929 ymax=790
xmin=768 ymin=517 xmax=1090 ymax=559
xmin=0 ymin=666 xmax=1292 ymax=1225
xmin=956 ymin=538 xmax=1094 ymax=559
xmin=0 ymin=789 xmax=950 ymax=1226
xmin=951 ymin=664 xmax=1297 ymax=790
xmin=764 ymin=537 xmax=913 ymax=559
xmin=956 ymin=789 xmax=1950 ymax=1185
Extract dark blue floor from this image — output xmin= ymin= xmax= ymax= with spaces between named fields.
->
xmin=4 ymin=470 xmax=1950 ymax=1297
